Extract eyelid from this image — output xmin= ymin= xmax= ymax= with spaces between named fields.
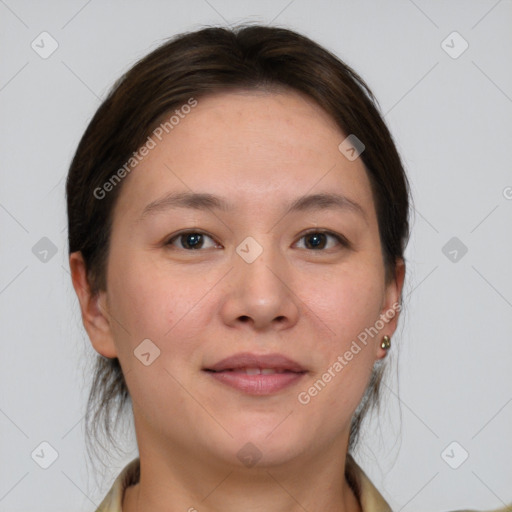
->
xmin=165 ymin=229 xmax=221 ymax=249
xmin=294 ymin=228 xmax=350 ymax=249
xmin=165 ymin=228 xmax=350 ymax=251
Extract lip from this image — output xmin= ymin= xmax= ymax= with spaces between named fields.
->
xmin=206 ymin=352 xmax=306 ymax=373
xmin=203 ymin=352 xmax=307 ymax=396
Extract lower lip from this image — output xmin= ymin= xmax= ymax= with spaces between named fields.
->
xmin=205 ymin=370 xmax=306 ymax=395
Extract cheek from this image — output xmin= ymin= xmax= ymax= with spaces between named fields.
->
xmin=105 ymin=256 xmax=211 ymax=412
xmin=317 ymin=358 xmax=375 ymax=424
xmin=303 ymin=262 xmax=384 ymax=343
xmin=297 ymin=261 xmax=384 ymax=406
xmin=106 ymin=251 xmax=215 ymax=360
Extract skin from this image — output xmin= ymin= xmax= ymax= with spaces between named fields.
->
xmin=70 ymin=90 xmax=405 ymax=512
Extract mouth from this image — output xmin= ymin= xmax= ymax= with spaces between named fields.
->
xmin=207 ymin=367 xmax=302 ymax=374
xmin=203 ymin=353 xmax=307 ymax=395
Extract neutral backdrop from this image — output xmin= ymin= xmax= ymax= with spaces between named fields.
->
xmin=1 ymin=1 xmax=511 ymax=511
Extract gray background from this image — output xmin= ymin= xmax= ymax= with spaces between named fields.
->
xmin=1 ymin=0 xmax=511 ymax=511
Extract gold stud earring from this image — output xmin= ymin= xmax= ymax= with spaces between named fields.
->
xmin=381 ymin=335 xmax=391 ymax=350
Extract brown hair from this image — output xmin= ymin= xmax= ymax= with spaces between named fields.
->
xmin=66 ymin=24 xmax=411 ymax=465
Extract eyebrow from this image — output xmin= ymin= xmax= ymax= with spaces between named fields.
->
xmin=138 ymin=191 xmax=367 ymax=223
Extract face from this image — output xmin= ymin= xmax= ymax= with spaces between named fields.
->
xmin=73 ymin=90 xmax=404 ymax=469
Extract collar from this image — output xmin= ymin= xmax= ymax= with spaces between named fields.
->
xmin=345 ymin=453 xmax=392 ymax=511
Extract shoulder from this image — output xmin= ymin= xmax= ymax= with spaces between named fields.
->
xmin=345 ymin=454 xmax=511 ymax=512
xmin=446 ymin=508 xmax=512 ymax=512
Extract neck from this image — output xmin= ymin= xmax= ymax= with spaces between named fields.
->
xmin=122 ymin=441 xmax=361 ymax=512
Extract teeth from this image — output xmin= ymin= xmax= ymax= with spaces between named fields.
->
xmin=215 ymin=368 xmax=293 ymax=374
xmin=242 ymin=368 xmax=280 ymax=375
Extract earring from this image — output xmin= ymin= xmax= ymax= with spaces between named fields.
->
xmin=381 ymin=335 xmax=391 ymax=350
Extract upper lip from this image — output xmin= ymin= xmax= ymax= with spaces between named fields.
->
xmin=205 ymin=352 xmax=306 ymax=373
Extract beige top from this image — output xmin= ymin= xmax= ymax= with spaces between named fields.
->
xmin=95 ymin=454 xmax=510 ymax=512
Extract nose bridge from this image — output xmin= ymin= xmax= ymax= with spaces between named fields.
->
xmin=235 ymin=233 xmax=285 ymax=300
xmin=220 ymin=233 xmax=300 ymax=330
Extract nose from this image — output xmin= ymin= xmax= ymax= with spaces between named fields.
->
xmin=219 ymin=245 xmax=300 ymax=332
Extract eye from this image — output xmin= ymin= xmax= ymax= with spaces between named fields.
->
xmin=165 ymin=229 xmax=349 ymax=252
xmin=165 ymin=230 xmax=220 ymax=250
xmin=294 ymin=230 xmax=349 ymax=250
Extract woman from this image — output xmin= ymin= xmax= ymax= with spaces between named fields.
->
xmin=66 ymin=24 xmax=507 ymax=512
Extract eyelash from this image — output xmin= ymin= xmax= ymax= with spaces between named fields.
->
xmin=164 ymin=229 xmax=350 ymax=252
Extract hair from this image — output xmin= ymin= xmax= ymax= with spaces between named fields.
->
xmin=66 ymin=23 xmax=411 ymax=467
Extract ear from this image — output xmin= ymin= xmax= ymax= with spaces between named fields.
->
xmin=69 ymin=252 xmax=118 ymax=359
xmin=376 ymin=258 xmax=406 ymax=359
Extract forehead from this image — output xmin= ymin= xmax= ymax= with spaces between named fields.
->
xmin=113 ymin=90 xmax=375 ymax=221
xmin=163 ymin=90 xmax=344 ymax=169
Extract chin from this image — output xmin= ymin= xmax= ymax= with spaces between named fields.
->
xmin=228 ymin=424 xmax=308 ymax=466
